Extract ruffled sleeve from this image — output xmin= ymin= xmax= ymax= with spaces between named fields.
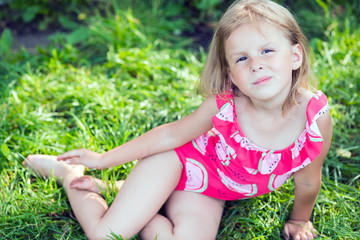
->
xmin=216 ymin=91 xmax=234 ymax=109
xmin=301 ymin=91 xmax=330 ymax=158
xmin=283 ymin=90 xmax=330 ymax=174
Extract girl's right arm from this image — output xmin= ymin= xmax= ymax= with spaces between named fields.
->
xmin=57 ymin=95 xmax=219 ymax=169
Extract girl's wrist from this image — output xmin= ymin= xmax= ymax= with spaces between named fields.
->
xmin=287 ymin=219 xmax=310 ymax=224
xmin=289 ymin=210 xmax=312 ymax=223
xmin=96 ymin=152 xmax=106 ymax=169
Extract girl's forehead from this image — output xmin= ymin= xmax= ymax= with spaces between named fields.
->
xmin=236 ymin=21 xmax=283 ymax=39
xmin=226 ymin=21 xmax=288 ymax=47
xmin=224 ymin=21 xmax=291 ymax=59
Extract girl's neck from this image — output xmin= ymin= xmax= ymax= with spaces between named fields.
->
xmin=235 ymin=88 xmax=310 ymax=150
xmin=247 ymin=98 xmax=284 ymax=116
xmin=244 ymin=91 xmax=289 ymax=118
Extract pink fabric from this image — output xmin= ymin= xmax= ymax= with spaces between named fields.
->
xmin=175 ymin=90 xmax=329 ymax=200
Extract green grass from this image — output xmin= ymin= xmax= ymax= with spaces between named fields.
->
xmin=1 ymin=1 xmax=359 ymax=239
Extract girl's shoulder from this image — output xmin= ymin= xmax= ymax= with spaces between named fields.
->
xmin=299 ymin=89 xmax=329 ymax=117
xmin=297 ymin=88 xmax=329 ymax=114
xmin=215 ymin=90 xmax=235 ymax=109
xmin=299 ymin=88 xmax=315 ymax=103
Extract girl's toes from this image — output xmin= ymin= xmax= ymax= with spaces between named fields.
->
xmin=70 ymin=175 xmax=101 ymax=194
xmin=23 ymin=155 xmax=55 ymax=177
xmin=23 ymin=154 xmax=84 ymax=178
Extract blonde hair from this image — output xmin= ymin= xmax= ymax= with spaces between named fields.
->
xmin=199 ymin=0 xmax=315 ymax=112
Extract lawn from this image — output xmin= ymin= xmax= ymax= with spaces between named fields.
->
xmin=0 ymin=0 xmax=359 ymax=239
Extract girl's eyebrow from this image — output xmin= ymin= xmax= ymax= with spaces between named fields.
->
xmin=229 ymin=51 xmax=246 ymax=59
xmin=262 ymin=41 xmax=275 ymax=48
xmin=228 ymin=41 xmax=274 ymax=59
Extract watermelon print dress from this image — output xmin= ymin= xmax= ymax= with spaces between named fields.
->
xmin=174 ymin=90 xmax=330 ymax=201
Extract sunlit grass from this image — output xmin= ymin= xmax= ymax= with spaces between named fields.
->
xmin=0 ymin=1 xmax=359 ymax=239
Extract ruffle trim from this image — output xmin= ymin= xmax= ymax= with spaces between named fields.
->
xmin=212 ymin=90 xmax=329 ymax=174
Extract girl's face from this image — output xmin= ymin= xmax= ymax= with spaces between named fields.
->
xmin=225 ymin=21 xmax=303 ymax=102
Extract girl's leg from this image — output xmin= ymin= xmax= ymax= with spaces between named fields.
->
xmin=140 ymin=191 xmax=225 ymax=240
xmin=70 ymin=177 xmax=225 ymax=240
xmin=24 ymin=151 xmax=182 ymax=240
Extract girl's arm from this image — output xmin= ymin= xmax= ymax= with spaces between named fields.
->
xmin=284 ymin=109 xmax=333 ymax=238
xmin=58 ymin=95 xmax=219 ymax=169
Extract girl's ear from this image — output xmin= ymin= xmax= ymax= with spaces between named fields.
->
xmin=228 ymin=71 xmax=236 ymax=86
xmin=227 ymin=68 xmax=235 ymax=84
xmin=291 ymin=44 xmax=303 ymax=70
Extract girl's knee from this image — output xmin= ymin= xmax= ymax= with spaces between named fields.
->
xmin=139 ymin=214 xmax=175 ymax=240
xmin=86 ymin=226 xmax=134 ymax=240
xmin=138 ymin=150 xmax=182 ymax=178
xmin=173 ymin=228 xmax=218 ymax=240
xmin=84 ymin=227 xmax=107 ymax=240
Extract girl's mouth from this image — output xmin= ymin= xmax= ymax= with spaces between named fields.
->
xmin=253 ymin=76 xmax=272 ymax=85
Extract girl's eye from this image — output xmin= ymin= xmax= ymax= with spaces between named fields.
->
xmin=236 ymin=56 xmax=248 ymax=63
xmin=262 ymin=49 xmax=274 ymax=54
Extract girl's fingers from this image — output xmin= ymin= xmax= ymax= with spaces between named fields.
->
xmin=57 ymin=149 xmax=84 ymax=161
xmin=296 ymin=229 xmax=315 ymax=240
xmin=70 ymin=176 xmax=102 ymax=193
xmin=283 ymin=224 xmax=290 ymax=240
xmin=70 ymin=177 xmax=84 ymax=188
xmin=65 ymin=156 xmax=83 ymax=165
xmin=282 ymin=232 xmax=290 ymax=240
xmin=283 ymin=221 xmax=318 ymax=240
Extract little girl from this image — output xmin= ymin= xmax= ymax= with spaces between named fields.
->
xmin=24 ymin=0 xmax=332 ymax=239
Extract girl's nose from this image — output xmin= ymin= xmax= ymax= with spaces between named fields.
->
xmin=251 ymin=64 xmax=263 ymax=72
xmin=250 ymin=59 xmax=263 ymax=72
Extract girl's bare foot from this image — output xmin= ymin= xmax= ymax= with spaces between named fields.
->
xmin=23 ymin=154 xmax=85 ymax=183
xmin=70 ymin=176 xmax=103 ymax=194
xmin=70 ymin=175 xmax=124 ymax=194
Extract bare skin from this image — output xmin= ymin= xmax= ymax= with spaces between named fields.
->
xmin=64 ymin=173 xmax=225 ymax=240
xmin=23 ymin=154 xmax=85 ymax=181
xmin=23 ymin=95 xmax=224 ymax=240
xmin=70 ymin=175 xmax=124 ymax=194
xmin=23 ymin=153 xmax=225 ymax=240
xmin=23 ymin=154 xmax=123 ymax=196
xmin=283 ymin=220 xmax=318 ymax=240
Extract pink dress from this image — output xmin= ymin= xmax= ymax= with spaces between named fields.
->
xmin=174 ymin=90 xmax=330 ymax=200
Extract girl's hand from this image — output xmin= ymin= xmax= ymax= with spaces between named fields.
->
xmin=57 ymin=149 xmax=103 ymax=169
xmin=283 ymin=220 xmax=318 ymax=240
